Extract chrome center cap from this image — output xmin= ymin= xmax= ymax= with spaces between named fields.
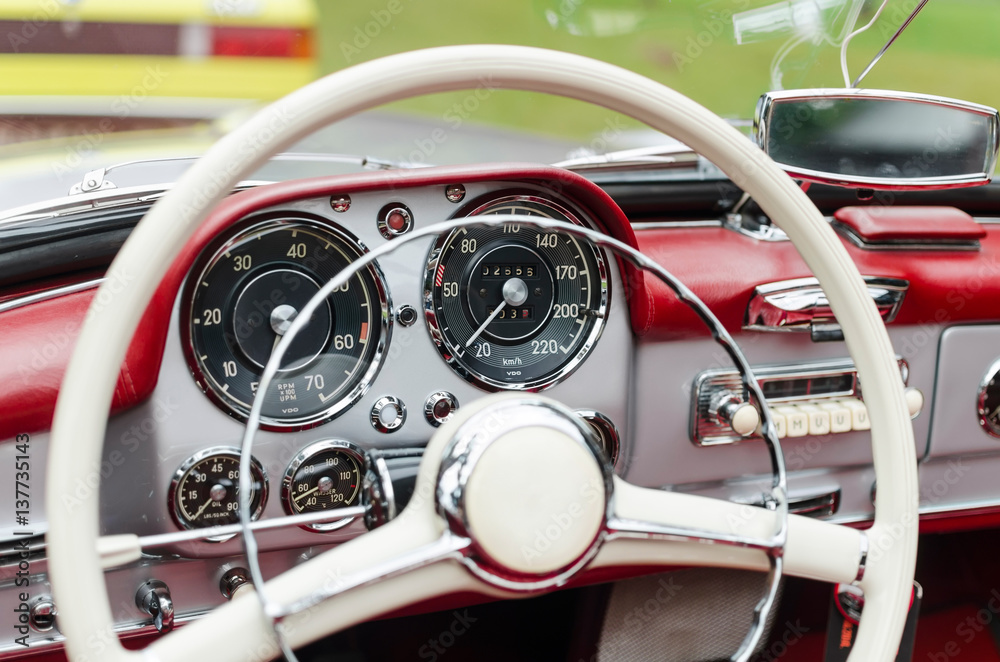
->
xmin=465 ymin=429 xmax=605 ymax=574
xmin=437 ymin=397 xmax=609 ymax=580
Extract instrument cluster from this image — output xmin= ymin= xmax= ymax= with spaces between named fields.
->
xmin=180 ymin=191 xmax=610 ymax=430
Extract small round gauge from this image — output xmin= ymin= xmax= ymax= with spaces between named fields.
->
xmin=281 ymin=440 xmax=365 ymax=531
xmin=425 ymin=194 xmax=608 ymax=391
xmin=169 ymin=448 xmax=268 ymax=532
xmin=181 ymin=215 xmax=391 ymax=430
xmin=978 ymin=358 xmax=1000 ymax=437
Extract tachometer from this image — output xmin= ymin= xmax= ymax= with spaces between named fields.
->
xmin=182 ymin=215 xmax=390 ymax=429
xmin=424 ymin=195 xmax=608 ymax=390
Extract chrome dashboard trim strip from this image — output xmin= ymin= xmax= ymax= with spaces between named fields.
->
xmin=0 ymin=278 xmax=105 ymax=314
xmin=632 ymin=220 xmax=724 ymax=230
xmin=0 ymin=181 xmax=273 ymax=228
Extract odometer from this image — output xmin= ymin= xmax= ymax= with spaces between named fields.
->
xmin=425 ymin=195 xmax=608 ymax=390
xmin=182 ymin=215 xmax=390 ymax=429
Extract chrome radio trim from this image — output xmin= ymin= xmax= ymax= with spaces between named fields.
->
xmin=691 ymin=357 xmax=908 ymax=447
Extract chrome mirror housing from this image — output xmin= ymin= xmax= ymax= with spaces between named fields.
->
xmin=755 ymin=89 xmax=1000 ymax=190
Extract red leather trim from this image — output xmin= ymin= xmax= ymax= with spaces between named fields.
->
xmin=834 ymin=205 xmax=985 ymax=243
xmin=0 ymin=269 xmax=105 ymax=305
xmin=918 ymin=505 xmax=1000 ymax=534
xmin=635 ymin=221 xmax=1000 ymax=340
xmin=0 ymin=288 xmax=168 ymax=440
xmin=0 ymin=164 xmax=640 ymax=439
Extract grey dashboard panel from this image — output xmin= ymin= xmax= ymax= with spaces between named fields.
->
xmin=625 ymin=325 xmax=939 ymax=489
xmin=928 ymin=324 xmax=1000 ymax=456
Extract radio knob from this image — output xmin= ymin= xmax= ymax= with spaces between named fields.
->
xmin=709 ymin=391 xmax=760 ymax=437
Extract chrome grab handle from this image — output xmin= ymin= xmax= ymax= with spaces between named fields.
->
xmin=744 ymin=276 xmax=908 ymax=336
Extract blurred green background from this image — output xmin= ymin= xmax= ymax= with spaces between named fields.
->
xmin=312 ymin=0 xmax=1000 ymax=141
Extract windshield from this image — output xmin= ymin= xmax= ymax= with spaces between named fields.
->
xmin=0 ymin=0 xmax=996 ymax=211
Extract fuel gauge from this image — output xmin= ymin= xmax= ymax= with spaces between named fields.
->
xmin=282 ymin=440 xmax=365 ymax=531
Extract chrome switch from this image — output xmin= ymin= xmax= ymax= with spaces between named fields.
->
xmin=135 ymin=580 xmax=174 ymax=633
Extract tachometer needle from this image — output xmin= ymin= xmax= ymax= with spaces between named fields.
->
xmin=465 ymin=302 xmax=506 ymax=347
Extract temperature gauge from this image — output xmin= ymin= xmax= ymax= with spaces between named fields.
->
xmin=282 ymin=440 xmax=365 ymax=531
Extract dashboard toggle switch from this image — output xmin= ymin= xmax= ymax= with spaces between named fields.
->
xmin=135 ymin=580 xmax=174 ymax=633
xmin=708 ymin=391 xmax=760 ymax=437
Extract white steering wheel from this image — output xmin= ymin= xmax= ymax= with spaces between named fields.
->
xmin=46 ymin=45 xmax=917 ymax=662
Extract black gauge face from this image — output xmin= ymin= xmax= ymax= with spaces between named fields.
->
xmin=282 ymin=441 xmax=364 ymax=531
xmin=425 ymin=195 xmax=608 ymax=391
xmin=979 ymin=359 xmax=1000 ymax=437
xmin=182 ymin=217 xmax=390 ymax=429
xmin=170 ymin=449 xmax=267 ymax=531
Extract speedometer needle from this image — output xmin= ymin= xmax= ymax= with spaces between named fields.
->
xmin=466 ymin=303 xmax=506 ymax=347
xmin=464 ymin=278 xmax=530 ymax=348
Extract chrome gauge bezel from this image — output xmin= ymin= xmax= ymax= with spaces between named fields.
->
xmin=423 ymin=193 xmax=610 ymax=392
xmin=168 ymin=446 xmax=269 ymax=541
xmin=180 ymin=214 xmax=392 ymax=431
xmin=977 ymin=357 xmax=1000 ymax=437
xmin=280 ymin=439 xmax=368 ymax=532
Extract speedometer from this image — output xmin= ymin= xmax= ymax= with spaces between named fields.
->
xmin=424 ymin=195 xmax=608 ymax=390
xmin=181 ymin=215 xmax=390 ymax=430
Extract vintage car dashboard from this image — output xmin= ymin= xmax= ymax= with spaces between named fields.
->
xmin=4 ymin=163 xmax=1000 ymax=654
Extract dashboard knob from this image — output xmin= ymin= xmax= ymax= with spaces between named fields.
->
xmin=904 ymin=387 xmax=924 ymax=419
xmin=709 ymin=391 xmax=760 ymax=437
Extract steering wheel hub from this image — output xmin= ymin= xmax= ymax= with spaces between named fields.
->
xmin=437 ymin=399 xmax=610 ymax=579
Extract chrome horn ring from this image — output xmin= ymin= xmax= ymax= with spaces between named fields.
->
xmin=238 ymin=214 xmax=788 ymax=662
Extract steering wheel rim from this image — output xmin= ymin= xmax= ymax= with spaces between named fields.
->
xmin=46 ymin=45 xmax=917 ymax=661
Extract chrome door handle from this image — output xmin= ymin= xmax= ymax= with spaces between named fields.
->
xmin=745 ymin=276 xmax=907 ymax=339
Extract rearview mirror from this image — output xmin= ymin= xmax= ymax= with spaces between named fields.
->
xmin=755 ymin=89 xmax=1000 ymax=190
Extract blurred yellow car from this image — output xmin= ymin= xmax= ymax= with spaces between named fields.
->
xmin=0 ymin=0 xmax=317 ymax=101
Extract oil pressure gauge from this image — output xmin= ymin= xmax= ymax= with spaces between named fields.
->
xmin=281 ymin=440 xmax=365 ymax=531
xmin=169 ymin=447 xmax=268 ymax=534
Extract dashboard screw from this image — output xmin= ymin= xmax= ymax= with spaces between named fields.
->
xmin=534 ymin=287 xmax=543 ymax=296
xmin=330 ymin=194 xmax=352 ymax=212
xmin=479 ymin=288 xmax=487 ymax=298
xmin=445 ymin=184 xmax=466 ymax=203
